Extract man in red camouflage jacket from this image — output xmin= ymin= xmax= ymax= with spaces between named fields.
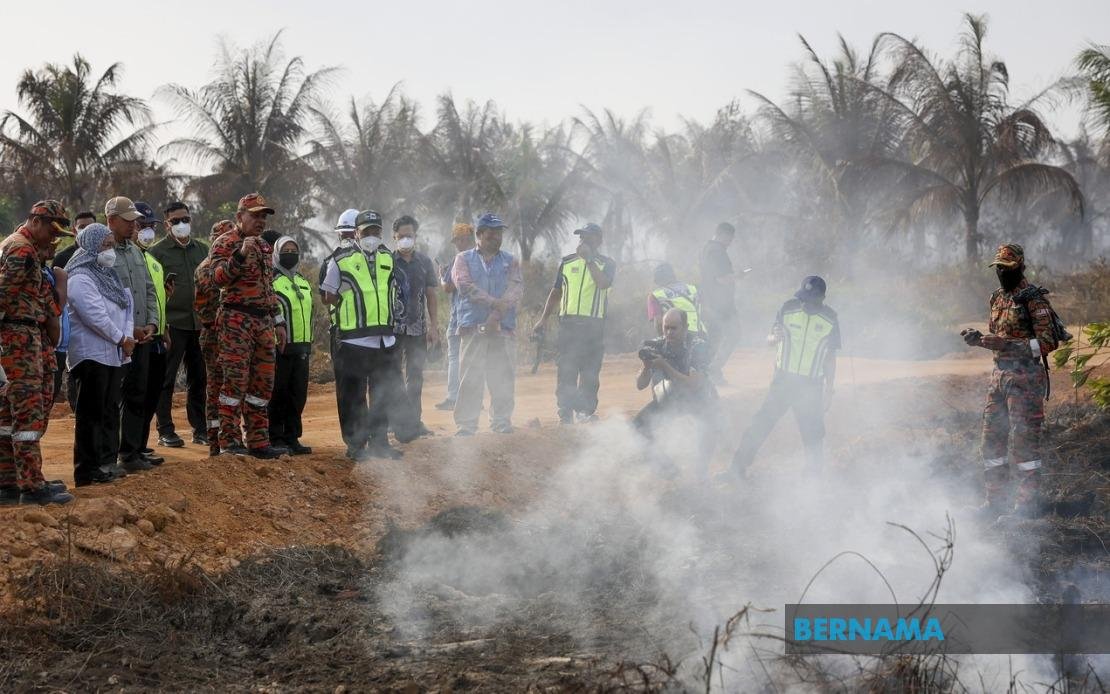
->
xmin=0 ymin=201 xmax=76 ymax=505
xmin=194 ymin=219 xmax=237 ymax=456
xmin=209 ymin=195 xmax=287 ymax=459
xmin=963 ymin=243 xmax=1061 ymax=518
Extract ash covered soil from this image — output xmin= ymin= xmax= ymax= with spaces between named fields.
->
xmin=0 ymin=352 xmax=1107 ymax=691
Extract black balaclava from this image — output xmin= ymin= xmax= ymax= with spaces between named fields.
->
xmin=996 ymin=266 xmax=1023 ymax=292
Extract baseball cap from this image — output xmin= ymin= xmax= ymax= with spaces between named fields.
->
xmin=355 ymin=210 xmax=383 ymax=231
xmin=988 ymin=243 xmax=1024 ymax=269
xmin=134 ymin=201 xmax=160 ymax=224
xmin=452 ymin=222 xmax=475 ymax=240
xmin=476 ymin=212 xmax=506 ymax=230
xmin=573 ymin=222 xmax=603 ymax=236
xmin=104 ymin=196 xmax=143 ymax=221
xmin=237 ymin=193 xmax=275 ymax=215
xmin=29 ymin=200 xmax=74 ymax=237
xmin=795 ymin=275 xmax=827 ymax=301
xmin=336 ymin=208 xmax=359 ymax=232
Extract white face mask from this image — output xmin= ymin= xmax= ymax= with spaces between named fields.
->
xmin=360 ymin=236 xmax=381 ymax=252
xmin=96 ymin=249 xmax=117 ymax=268
xmin=137 ymin=228 xmax=156 ymax=245
xmin=171 ymin=222 xmax=191 ymax=239
xmin=396 ymin=237 xmax=415 ymax=252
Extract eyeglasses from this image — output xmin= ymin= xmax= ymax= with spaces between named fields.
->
xmin=169 ymin=216 xmax=191 ymax=225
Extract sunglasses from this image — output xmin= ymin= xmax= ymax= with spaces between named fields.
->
xmin=169 ymin=216 xmax=191 ymax=225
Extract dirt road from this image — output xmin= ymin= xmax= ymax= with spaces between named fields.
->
xmin=39 ymin=349 xmax=995 ymax=484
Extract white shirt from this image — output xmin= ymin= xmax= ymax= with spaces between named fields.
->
xmin=66 ymin=274 xmax=134 ymax=369
xmin=321 ymin=253 xmax=396 ymax=349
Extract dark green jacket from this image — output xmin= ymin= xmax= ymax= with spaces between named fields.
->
xmin=149 ymin=236 xmax=209 ymax=330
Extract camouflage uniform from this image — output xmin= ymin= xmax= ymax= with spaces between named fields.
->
xmin=980 ymin=244 xmax=1059 ymax=509
xmin=0 ymin=202 xmax=71 ymax=493
xmin=209 ymin=200 xmax=280 ymax=450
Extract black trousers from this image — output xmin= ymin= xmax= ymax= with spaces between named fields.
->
xmin=396 ymin=334 xmax=428 ymax=423
xmin=633 ymin=395 xmax=718 ymax=477
xmin=334 ymin=342 xmax=413 ymax=451
xmin=156 ymin=326 xmax=207 ymax=438
xmin=705 ymin=306 xmax=740 ymax=374
xmin=141 ymin=344 xmax=167 ymax=451
xmin=732 ymin=374 xmax=825 ymax=473
xmin=555 ymin=319 xmax=605 ymax=416
xmin=71 ymin=360 xmax=124 ymax=480
xmin=269 ymin=351 xmax=310 ymax=445
xmin=118 ymin=342 xmax=151 ymax=459
xmin=52 ymin=350 xmax=66 ymax=406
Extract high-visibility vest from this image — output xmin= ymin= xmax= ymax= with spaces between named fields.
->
xmin=651 ymin=284 xmax=702 ymax=333
xmin=273 ymin=273 xmax=314 ymax=344
xmin=143 ymin=251 xmax=166 ymax=335
xmin=334 ymin=248 xmax=395 ymax=338
xmin=777 ymin=303 xmax=838 ymax=379
xmin=558 ymin=255 xmax=611 ymax=319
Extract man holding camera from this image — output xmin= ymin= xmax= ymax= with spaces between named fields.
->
xmin=633 ymin=308 xmax=717 ymax=473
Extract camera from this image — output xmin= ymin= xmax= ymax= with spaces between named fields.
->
xmin=638 ymin=346 xmax=662 ymax=362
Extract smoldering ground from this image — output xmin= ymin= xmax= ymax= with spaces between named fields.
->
xmin=370 ymin=376 xmax=1106 ymax=691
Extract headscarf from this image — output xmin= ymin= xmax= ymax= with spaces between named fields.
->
xmin=271 ymin=235 xmax=305 ymax=300
xmin=64 ymin=223 xmax=129 ymax=308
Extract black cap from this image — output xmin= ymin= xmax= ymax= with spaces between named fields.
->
xmin=795 ymin=275 xmax=827 ymax=301
xmin=573 ymin=222 xmax=603 ymax=236
xmin=355 ymin=210 xmax=383 ymax=231
xmin=135 ymin=201 xmax=160 ymax=224
xmin=261 ymin=229 xmax=282 ymax=247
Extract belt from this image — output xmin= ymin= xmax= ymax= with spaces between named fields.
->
xmin=995 ymin=358 xmax=1039 ymax=370
xmin=1 ymin=318 xmax=39 ymax=327
xmin=222 ymin=303 xmax=270 ymax=318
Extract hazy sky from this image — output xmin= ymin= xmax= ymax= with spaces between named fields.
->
xmin=2 ymin=0 xmax=1107 ymax=160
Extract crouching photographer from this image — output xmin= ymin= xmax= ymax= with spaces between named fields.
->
xmin=633 ymin=308 xmax=719 ymax=477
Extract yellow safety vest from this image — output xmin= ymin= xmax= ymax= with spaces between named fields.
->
xmin=335 ymin=249 xmax=395 ymax=338
xmin=777 ymin=304 xmax=837 ymax=379
xmin=273 ymin=273 xmax=314 ymax=344
xmin=559 ymin=255 xmax=611 ymax=319
xmin=143 ymin=251 xmax=166 ymax=335
xmin=651 ymin=284 xmax=702 ymax=333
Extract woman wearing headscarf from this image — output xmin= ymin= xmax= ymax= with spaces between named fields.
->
xmin=65 ymin=224 xmax=137 ymax=486
xmin=268 ymin=236 xmax=314 ymax=455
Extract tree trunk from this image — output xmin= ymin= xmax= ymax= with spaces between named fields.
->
xmin=963 ymin=207 xmax=980 ymax=266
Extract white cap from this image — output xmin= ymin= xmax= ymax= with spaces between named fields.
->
xmin=336 ymin=208 xmax=359 ymax=232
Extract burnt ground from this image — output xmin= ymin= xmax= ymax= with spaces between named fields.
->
xmin=0 ymin=364 xmax=1108 ymax=692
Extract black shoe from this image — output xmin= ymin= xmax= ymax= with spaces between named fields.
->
xmin=491 ymin=423 xmax=514 ymax=434
xmin=158 ymin=433 xmax=185 ymax=448
xmin=434 ymin=399 xmax=455 ymax=411
xmin=103 ymin=462 xmax=128 ymax=478
xmin=455 ymin=429 xmax=475 ymax=437
xmin=74 ymin=467 xmax=118 ymax=487
xmin=366 ymin=441 xmax=403 ymax=460
xmin=141 ymin=450 xmax=165 ymax=465
xmin=287 ymin=440 xmax=313 ymax=455
xmin=120 ymin=455 xmax=153 ymax=472
xmin=249 ymin=445 xmax=288 ymax=460
xmin=192 ymin=432 xmax=208 ymax=445
xmin=21 ymin=485 xmax=75 ymax=505
xmin=558 ymin=409 xmax=573 ymax=425
xmin=220 ymin=444 xmax=250 ymax=457
xmin=416 ymin=423 xmax=434 ymax=438
xmin=46 ymin=479 xmax=68 ymax=492
xmin=0 ymin=486 xmax=20 ymax=506
xmin=346 ymin=445 xmax=366 ymax=461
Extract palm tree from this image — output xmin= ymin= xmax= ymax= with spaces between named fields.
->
xmin=749 ymin=36 xmax=905 ymax=258
xmin=307 ymin=84 xmax=426 ymax=223
xmin=876 ymin=14 xmax=1082 ymax=264
xmin=1076 ymin=43 xmax=1110 ymax=136
xmin=158 ymin=32 xmax=335 ymax=234
xmin=496 ymin=123 xmax=589 ymax=262
xmin=0 ymin=54 xmax=153 ymax=211
xmin=423 ymin=94 xmax=508 ymax=225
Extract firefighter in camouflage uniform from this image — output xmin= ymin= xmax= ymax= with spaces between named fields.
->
xmin=963 ymin=243 xmax=1063 ymax=517
xmin=0 ymin=201 xmax=75 ymax=505
xmin=209 ymin=195 xmax=288 ymax=459
xmin=194 ymin=219 xmax=237 ymax=456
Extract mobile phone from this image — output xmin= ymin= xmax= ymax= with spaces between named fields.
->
xmin=165 ymin=272 xmax=178 ymax=283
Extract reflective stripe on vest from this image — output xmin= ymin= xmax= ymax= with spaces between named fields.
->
xmin=144 ymin=251 xmax=166 ymax=334
xmin=273 ymin=274 xmax=314 ymax=344
xmin=335 ymin=250 xmax=394 ymax=338
xmin=559 ymin=257 xmax=609 ymax=319
xmin=651 ymin=284 xmax=701 ymax=333
xmin=777 ymin=307 xmax=836 ymax=378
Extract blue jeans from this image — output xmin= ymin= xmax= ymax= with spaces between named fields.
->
xmin=445 ymin=332 xmax=461 ymax=401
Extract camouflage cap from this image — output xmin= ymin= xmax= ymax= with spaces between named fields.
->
xmin=211 ymin=219 xmax=237 ymax=238
xmin=988 ymin=243 xmax=1024 ymax=269
xmin=30 ymin=199 xmax=74 ymax=236
xmin=237 ymin=193 xmax=275 ymax=215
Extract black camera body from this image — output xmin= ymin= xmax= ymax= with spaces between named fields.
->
xmin=638 ymin=346 xmax=662 ymax=362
